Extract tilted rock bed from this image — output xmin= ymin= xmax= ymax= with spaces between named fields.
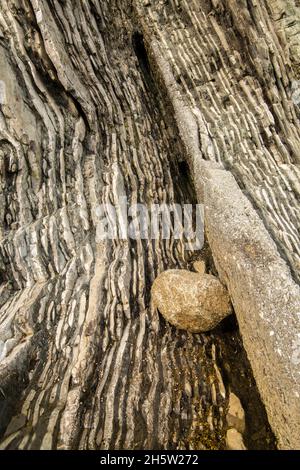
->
xmin=151 ymin=269 xmax=233 ymax=333
xmin=0 ymin=0 xmax=289 ymax=450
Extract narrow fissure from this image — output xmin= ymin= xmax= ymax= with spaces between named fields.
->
xmin=0 ymin=0 xmax=289 ymax=451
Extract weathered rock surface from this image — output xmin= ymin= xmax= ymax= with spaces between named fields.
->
xmin=136 ymin=0 xmax=300 ymax=284
xmin=226 ymin=429 xmax=247 ymax=451
xmin=152 ymin=270 xmax=232 ymax=333
xmin=0 ymin=0 xmax=298 ymax=451
xmin=136 ymin=0 xmax=300 ymax=449
xmin=0 ymin=0 xmax=264 ymax=451
xmin=226 ymin=392 xmax=246 ymax=435
xmin=203 ymin=169 xmax=300 ymax=450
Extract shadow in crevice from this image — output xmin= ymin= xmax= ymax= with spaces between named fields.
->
xmin=130 ymin=24 xmax=276 ymax=451
xmin=132 ymin=32 xmax=153 ymax=87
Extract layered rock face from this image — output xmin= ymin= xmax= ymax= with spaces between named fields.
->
xmin=136 ymin=0 xmax=300 ymax=283
xmin=0 ymin=0 xmax=246 ymax=450
xmin=0 ymin=0 xmax=298 ymax=451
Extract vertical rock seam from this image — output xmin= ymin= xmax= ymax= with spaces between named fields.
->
xmin=0 ymin=0 xmax=297 ymax=451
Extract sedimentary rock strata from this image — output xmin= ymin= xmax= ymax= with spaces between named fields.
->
xmin=0 ymin=0 xmax=299 ymax=451
xmin=136 ymin=0 xmax=300 ymax=284
xmin=135 ymin=0 xmax=300 ymax=449
xmin=0 ymin=0 xmax=244 ymax=450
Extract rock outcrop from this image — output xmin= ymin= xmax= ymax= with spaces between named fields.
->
xmin=152 ymin=270 xmax=232 ymax=332
xmin=226 ymin=392 xmax=246 ymax=435
xmin=0 ymin=0 xmax=258 ymax=450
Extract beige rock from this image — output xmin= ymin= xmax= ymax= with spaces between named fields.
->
xmin=147 ymin=0 xmax=300 ymax=448
xmin=151 ymin=270 xmax=233 ymax=333
xmin=193 ymin=260 xmax=206 ymax=274
xmin=227 ymin=392 xmax=246 ymax=434
xmin=226 ymin=429 xmax=247 ymax=451
xmin=203 ymin=168 xmax=300 ymax=449
xmin=4 ymin=414 xmax=27 ymax=437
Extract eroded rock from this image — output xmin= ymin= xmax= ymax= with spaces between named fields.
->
xmin=226 ymin=428 xmax=247 ymax=451
xmin=151 ymin=269 xmax=233 ymax=333
xmin=193 ymin=260 xmax=206 ymax=275
xmin=227 ymin=392 xmax=246 ymax=434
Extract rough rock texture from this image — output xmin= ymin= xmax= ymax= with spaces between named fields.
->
xmin=136 ymin=0 xmax=300 ymax=283
xmin=152 ymin=270 xmax=232 ymax=332
xmin=0 ymin=0 xmax=272 ymax=451
xmin=226 ymin=428 xmax=247 ymax=451
xmin=203 ymin=170 xmax=300 ymax=450
xmin=226 ymin=392 xmax=245 ymax=434
xmin=135 ymin=0 xmax=300 ymax=449
xmin=0 ymin=0 xmax=297 ymax=451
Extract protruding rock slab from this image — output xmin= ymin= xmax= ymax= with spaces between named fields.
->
xmin=151 ymin=270 xmax=232 ymax=333
xmin=203 ymin=168 xmax=300 ymax=449
xmin=193 ymin=260 xmax=206 ymax=275
xmin=226 ymin=429 xmax=247 ymax=451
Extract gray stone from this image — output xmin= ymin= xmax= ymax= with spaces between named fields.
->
xmin=4 ymin=414 xmax=27 ymax=437
xmin=202 ymin=168 xmax=300 ymax=449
